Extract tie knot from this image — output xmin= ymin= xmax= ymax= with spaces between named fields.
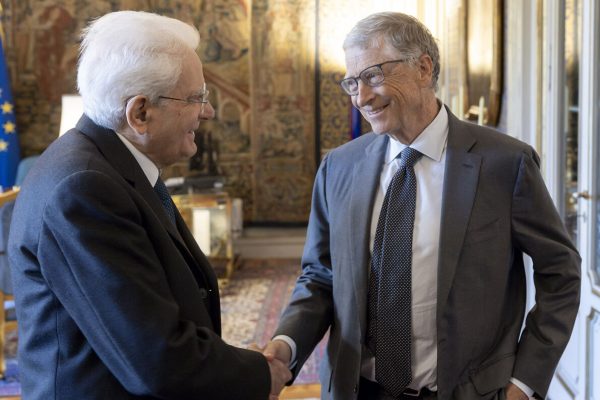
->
xmin=399 ymin=147 xmax=422 ymax=167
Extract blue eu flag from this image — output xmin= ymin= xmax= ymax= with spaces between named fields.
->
xmin=0 ymin=37 xmax=19 ymax=190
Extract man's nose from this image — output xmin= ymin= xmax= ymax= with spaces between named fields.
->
xmin=354 ymin=81 xmax=375 ymax=108
xmin=199 ymin=102 xmax=215 ymax=120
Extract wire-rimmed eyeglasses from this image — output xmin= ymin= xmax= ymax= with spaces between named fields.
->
xmin=339 ymin=58 xmax=410 ymax=96
xmin=158 ymin=83 xmax=210 ymax=105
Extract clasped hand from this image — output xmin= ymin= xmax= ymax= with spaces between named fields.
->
xmin=504 ymin=382 xmax=530 ymax=400
xmin=249 ymin=341 xmax=293 ymax=400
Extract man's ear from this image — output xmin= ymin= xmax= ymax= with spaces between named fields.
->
xmin=417 ymin=54 xmax=434 ymax=88
xmin=125 ymin=95 xmax=151 ymax=134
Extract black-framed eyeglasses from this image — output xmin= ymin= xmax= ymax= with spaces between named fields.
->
xmin=340 ymin=58 xmax=411 ymax=96
xmin=158 ymin=83 xmax=210 ymax=105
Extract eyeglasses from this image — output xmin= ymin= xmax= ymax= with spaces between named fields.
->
xmin=158 ymin=83 xmax=210 ymax=105
xmin=340 ymin=58 xmax=410 ymax=96
xmin=158 ymin=90 xmax=210 ymax=104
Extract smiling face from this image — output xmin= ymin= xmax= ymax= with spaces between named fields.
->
xmin=147 ymin=50 xmax=215 ymax=168
xmin=344 ymin=38 xmax=438 ymax=144
xmin=124 ymin=48 xmax=216 ymax=169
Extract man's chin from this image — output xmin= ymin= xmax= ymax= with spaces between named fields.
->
xmin=186 ymin=141 xmax=197 ymax=155
xmin=177 ymin=145 xmax=197 ymax=162
xmin=370 ymin=126 xmax=388 ymax=135
xmin=367 ymin=121 xmax=388 ymax=135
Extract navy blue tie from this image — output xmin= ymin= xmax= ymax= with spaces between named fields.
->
xmin=153 ymin=178 xmax=176 ymax=226
xmin=367 ymin=147 xmax=422 ymax=397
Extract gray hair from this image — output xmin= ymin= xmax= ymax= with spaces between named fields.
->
xmin=77 ymin=11 xmax=200 ymax=130
xmin=343 ymin=12 xmax=440 ymax=91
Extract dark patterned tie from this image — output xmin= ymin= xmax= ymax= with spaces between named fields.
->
xmin=153 ymin=178 xmax=176 ymax=226
xmin=367 ymin=147 xmax=422 ymax=397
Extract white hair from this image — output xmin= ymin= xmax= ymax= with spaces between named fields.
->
xmin=77 ymin=11 xmax=200 ymax=130
xmin=343 ymin=12 xmax=440 ymax=91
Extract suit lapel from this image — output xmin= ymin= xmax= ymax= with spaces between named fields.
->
xmin=437 ymin=112 xmax=481 ymax=318
xmin=349 ymin=134 xmax=388 ymax=338
xmin=135 ymin=179 xmax=220 ymax=309
xmin=75 ymin=115 xmax=189 ymax=244
xmin=74 ymin=116 xmax=218 ymax=308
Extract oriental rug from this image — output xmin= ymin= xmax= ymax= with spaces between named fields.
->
xmin=0 ymin=328 xmax=19 ymax=396
xmin=220 ymin=258 xmax=326 ymax=385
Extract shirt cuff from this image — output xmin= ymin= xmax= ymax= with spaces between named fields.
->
xmin=510 ymin=377 xmax=535 ymax=398
xmin=272 ymin=335 xmax=297 ymax=369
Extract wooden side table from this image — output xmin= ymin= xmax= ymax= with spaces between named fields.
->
xmin=172 ymin=191 xmax=239 ymax=283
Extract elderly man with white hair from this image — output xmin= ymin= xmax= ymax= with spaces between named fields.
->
xmin=8 ymin=11 xmax=290 ymax=400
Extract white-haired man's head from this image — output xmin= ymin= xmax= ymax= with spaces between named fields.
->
xmin=77 ymin=11 xmax=200 ymax=130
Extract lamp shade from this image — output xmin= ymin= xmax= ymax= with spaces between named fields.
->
xmin=59 ymin=95 xmax=83 ymax=136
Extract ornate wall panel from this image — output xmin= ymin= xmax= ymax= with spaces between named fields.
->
xmin=250 ymin=0 xmax=316 ymax=222
xmin=4 ymin=0 xmax=83 ymax=156
xmin=3 ymin=0 xmax=323 ymax=223
xmin=4 ymin=1 xmax=451 ymax=223
xmin=317 ymin=0 xmax=352 ymax=158
xmin=193 ymin=0 xmax=255 ymax=221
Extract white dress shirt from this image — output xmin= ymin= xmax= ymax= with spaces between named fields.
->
xmin=360 ymin=105 xmax=448 ymax=391
xmin=115 ymin=133 xmax=160 ymax=186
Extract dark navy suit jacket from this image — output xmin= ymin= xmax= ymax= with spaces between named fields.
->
xmin=8 ymin=115 xmax=270 ymax=399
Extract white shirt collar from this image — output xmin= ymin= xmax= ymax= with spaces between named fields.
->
xmin=385 ymin=103 xmax=448 ymax=165
xmin=115 ymin=133 xmax=160 ymax=186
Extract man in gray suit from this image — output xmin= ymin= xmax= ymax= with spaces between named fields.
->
xmin=263 ymin=12 xmax=581 ymax=400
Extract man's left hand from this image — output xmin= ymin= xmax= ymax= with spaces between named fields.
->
xmin=505 ymin=382 xmax=529 ymax=400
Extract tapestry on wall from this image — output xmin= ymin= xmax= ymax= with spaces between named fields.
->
xmin=318 ymin=0 xmax=353 ymax=158
xmin=2 ymin=0 xmax=349 ymax=223
xmin=250 ymin=0 xmax=316 ymax=222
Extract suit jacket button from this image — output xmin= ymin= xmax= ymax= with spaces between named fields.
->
xmin=354 ymin=383 xmax=359 ymax=393
xmin=199 ymin=288 xmax=208 ymax=299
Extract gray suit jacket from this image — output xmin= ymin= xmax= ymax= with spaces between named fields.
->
xmin=274 ymin=109 xmax=580 ymax=400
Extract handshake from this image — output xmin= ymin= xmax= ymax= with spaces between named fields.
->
xmin=249 ymin=340 xmax=294 ymax=400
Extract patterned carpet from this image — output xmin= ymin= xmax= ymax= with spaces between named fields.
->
xmin=0 ymin=258 xmax=325 ymax=396
xmin=221 ymin=258 xmax=326 ymax=385
xmin=0 ymin=328 xmax=19 ymax=396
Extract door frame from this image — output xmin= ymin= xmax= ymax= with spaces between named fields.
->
xmin=541 ymin=0 xmax=600 ymax=399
